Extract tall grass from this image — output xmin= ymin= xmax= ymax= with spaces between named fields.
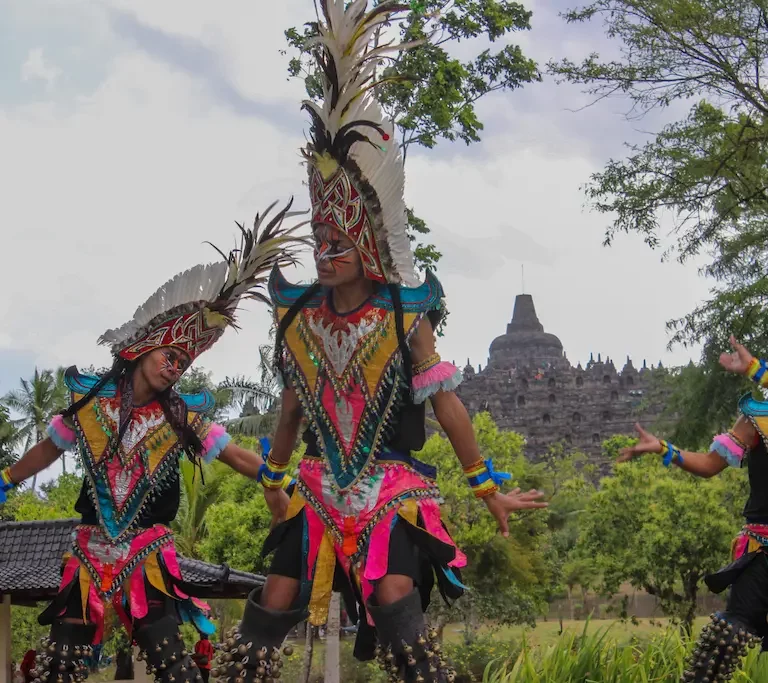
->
xmin=482 ymin=622 xmax=768 ymax=683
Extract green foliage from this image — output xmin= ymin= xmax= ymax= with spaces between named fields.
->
xmin=3 ymin=366 xmax=68 ymax=481
xmin=198 ymin=442 xmax=303 ymax=574
xmin=3 ymin=473 xmax=81 ymax=521
xmin=420 ymin=413 xmax=553 ymax=635
xmin=443 ymin=632 xmax=520 ymax=681
xmin=11 ymin=605 xmax=48 ymax=662
xmin=284 ymin=0 xmax=540 ymax=275
xmin=278 ymin=638 xmax=383 ymax=683
xmin=575 ymin=451 xmax=744 ymax=632
xmin=172 ymin=459 xmax=232 ymax=559
xmin=548 ymin=0 xmax=768 ymax=425
xmin=0 ymin=405 xmax=21 ymax=470
xmin=177 ymin=367 xmax=234 ymax=421
xmin=481 ymin=622 xmax=768 ymax=682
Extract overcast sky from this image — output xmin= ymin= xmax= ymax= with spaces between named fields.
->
xmin=1 ymin=0 xmax=711 ymax=412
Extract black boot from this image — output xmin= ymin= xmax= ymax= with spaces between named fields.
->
xmin=32 ymin=621 xmax=96 ymax=683
xmin=681 ymin=612 xmax=761 ymax=682
xmin=212 ymin=588 xmax=306 ymax=683
xmin=135 ymin=614 xmax=201 ymax=683
xmin=367 ymin=589 xmax=454 ymax=683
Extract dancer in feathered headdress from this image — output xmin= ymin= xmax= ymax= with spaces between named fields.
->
xmin=214 ymin=4 xmax=547 ymax=682
xmin=616 ymin=336 xmax=768 ymax=682
xmin=1 ymin=202 xmax=306 ymax=683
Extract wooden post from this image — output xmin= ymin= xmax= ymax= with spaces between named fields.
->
xmin=299 ymin=625 xmax=314 ymax=683
xmin=324 ymin=592 xmax=341 ymax=683
xmin=0 ymin=595 xmax=11 ymax=683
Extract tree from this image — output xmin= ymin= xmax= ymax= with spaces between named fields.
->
xmin=540 ymin=446 xmax=601 ymax=619
xmin=172 ymin=459 xmax=231 ymax=559
xmin=219 ymin=343 xmax=281 ymax=438
xmin=285 ymin=0 xmax=541 ymax=276
xmin=0 ymin=405 xmax=21 ymax=471
xmin=576 ymin=436 xmax=746 ymax=633
xmin=198 ymin=437 xmax=300 ymax=574
xmin=419 ymin=413 xmax=553 ymax=640
xmin=548 ymin=0 xmax=768 ymax=426
xmin=2 ymin=472 xmax=81 ymax=522
xmin=3 ymin=367 xmax=68 ymax=488
xmin=176 ymin=367 xmax=234 ymax=422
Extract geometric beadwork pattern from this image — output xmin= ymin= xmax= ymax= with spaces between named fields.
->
xmin=309 ymin=165 xmax=386 ymax=283
xmin=72 ymin=391 xmax=205 ymax=542
xmin=118 ymin=309 xmax=224 ymax=363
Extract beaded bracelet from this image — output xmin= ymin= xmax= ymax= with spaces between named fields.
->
xmin=658 ymin=440 xmax=684 ymax=468
xmin=747 ymin=358 xmax=768 ymax=388
xmin=463 ymin=459 xmax=500 ymax=499
xmin=1 ymin=468 xmax=14 ymax=489
xmin=257 ymin=456 xmax=290 ymax=490
xmin=413 ymin=353 xmax=441 ymax=375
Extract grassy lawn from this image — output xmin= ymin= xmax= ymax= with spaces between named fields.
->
xmin=443 ymin=616 xmax=710 ymax=647
xmin=90 ymin=617 xmax=710 ymax=681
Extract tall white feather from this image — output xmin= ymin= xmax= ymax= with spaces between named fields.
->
xmin=98 ymin=200 xmax=309 ymax=356
xmin=98 ymin=262 xmax=229 ymax=351
xmin=306 ymin=0 xmax=421 ymax=286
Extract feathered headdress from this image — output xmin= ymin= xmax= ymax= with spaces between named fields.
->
xmin=302 ymin=0 xmax=424 ymax=287
xmin=99 ymin=200 xmax=308 ymax=363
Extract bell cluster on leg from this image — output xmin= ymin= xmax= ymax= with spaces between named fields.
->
xmin=374 ymin=627 xmax=455 ymax=683
xmin=211 ymin=628 xmax=294 ymax=683
xmin=136 ymin=631 xmax=201 ymax=683
xmin=681 ymin=613 xmax=760 ymax=683
xmin=30 ymin=637 xmax=93 ymax=683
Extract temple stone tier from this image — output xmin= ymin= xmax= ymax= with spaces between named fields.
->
xmin=456 ymin=294 xmax=669 ymax=462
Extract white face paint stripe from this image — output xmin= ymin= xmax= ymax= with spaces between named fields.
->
xmin=314 ymin=244 xmax=356 ymax=263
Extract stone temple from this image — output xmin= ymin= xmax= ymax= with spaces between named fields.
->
xmin=456 ymin=294 xmax=669 ymax=460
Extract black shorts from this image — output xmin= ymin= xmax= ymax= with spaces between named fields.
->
xmin=53 ymin=579 xmax=172 ymax=626
xmin=269 ymin=512 xmax=421 ymax=583
xmin=723 ymin=552 xmax=768 ymax=639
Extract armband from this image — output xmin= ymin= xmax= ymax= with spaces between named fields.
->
xmin=658 ymin=440 xmax=683 ymax=467
xmin=747 ymin=358 xmax=768 ymax=388
xmin=463 ymin=458 xmax=511 ymax=499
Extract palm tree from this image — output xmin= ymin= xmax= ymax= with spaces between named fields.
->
xmin=172 ymin=458 xmax=230 ymax=559
xmin=219 ymin=342 xmax=281 ymax=438
xmin=0 ymin=405 xmax=22 ymax=470
xmin=2 ymin=367 xmax=68 ymax=490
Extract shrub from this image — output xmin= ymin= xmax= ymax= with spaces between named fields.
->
xmin=443 ymin=633 xmax=520 ymax=682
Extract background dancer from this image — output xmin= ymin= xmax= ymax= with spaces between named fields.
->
xmin=618 ymin=335 xmax=768 ymax=681
xmin=0 ymin=202 xmax=305 ymax=683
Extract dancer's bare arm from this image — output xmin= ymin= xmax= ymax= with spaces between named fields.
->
xmin=7 ymin=439 xmax=63 ymax=485
xmin=218 ymin=443 xmax=264 ymax=478
xmin=270 ymin=387 xmax=303 ymax=464
xmin=260 ymin=387 xmax=303 ymax=526
xmin=618 ymin=417 xmax=758 ymax=478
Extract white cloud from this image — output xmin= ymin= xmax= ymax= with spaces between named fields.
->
xmin=20 ymin=48 xmax=62 ymax=88
xmin=1 ymin=0 xmax=711 ymax=403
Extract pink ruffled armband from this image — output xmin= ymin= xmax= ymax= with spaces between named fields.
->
xmin=412 ymin=361 xmax=463 ymax=405
xmin=46 ymin=415 xmax=77 ymax=451
xmin=201 ymin=423 xmax=231 ymax=464
xmin=711 ymin=432 xmax=747 ymax=468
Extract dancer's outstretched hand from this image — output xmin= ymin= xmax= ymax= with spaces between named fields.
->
xmin=617 ymin=423 xmax=661 ymax=462
xmin=484 ymin=489 xmax=548 ymax=538
xmin=263 ymin=487 xmax=290 ymax=529
xmin=719 ymin=335 xmax=754 ymax=376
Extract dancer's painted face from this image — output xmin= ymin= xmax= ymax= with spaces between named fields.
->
xmin=138 ymin=348 xmax=191 ymax=393
xmin=313 ymin=223 xmax=362 ymax=287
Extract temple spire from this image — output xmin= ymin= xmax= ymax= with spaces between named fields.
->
xmin=507 ymin=294 xmax=544 ymax=334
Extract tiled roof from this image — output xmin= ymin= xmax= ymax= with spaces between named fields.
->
xmin=0 ymin=519 xmax=264 ymax=604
